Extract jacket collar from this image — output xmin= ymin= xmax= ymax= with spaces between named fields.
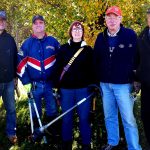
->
xmin=0 ymin=30 xmax=6 ymax=36
xmin=107 ymin=27 xmax=120 ymax=37
xmin=31 ymin=33 xmax=47 ymax=40
xmin=103 ymin=24 xmax=124 ymax=38
xmin=139 ymin=26 xmax=149 ymax=37
xmin=138 ymin=26 xmax=150 ymax=42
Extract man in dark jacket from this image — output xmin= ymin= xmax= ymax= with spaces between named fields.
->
xmin=136 ymin=8 xmax=150 ymax=147
xmin=0 ymin=11 xmax=17 ymax=144
xmin=94 ymin=6 xmax=141 ymax=150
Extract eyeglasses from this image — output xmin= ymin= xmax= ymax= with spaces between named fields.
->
xmin=72 ymin=28 xmax=83 ymax=32
xmin=105 ymin=16 xmax=122 ymax=20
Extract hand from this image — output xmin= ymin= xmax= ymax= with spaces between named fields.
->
xmin=133 ymin=82 xmax=141 ymax=94
xmin=52 ymin=88 xmax=60 ymax=99
xmin=88 ymin=84 xmax=100 ymax=94
xmin=24 ymin=83 xmax=32 ymax=93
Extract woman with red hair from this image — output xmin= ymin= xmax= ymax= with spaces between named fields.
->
xmin=55 ymin=21 xmax=94 ymax=150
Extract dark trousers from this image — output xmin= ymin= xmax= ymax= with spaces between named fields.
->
xmin=141 ymin=83 xmax=150 ymax=145
xmin=60 ymin=88 xmax=91 ymax=145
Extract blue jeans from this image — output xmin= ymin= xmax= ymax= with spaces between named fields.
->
xmin=100 ymin=82 xmax=142 ymax=150
xmin=31 ymin=81 xmax=57 ymax=118
xmin=0 ymin=80 xmax=16 ymax=136
xmin=60 ymin=87 xmax=91 ymax=145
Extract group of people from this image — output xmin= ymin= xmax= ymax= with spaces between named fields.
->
xmin=0 ymin=5 xmax=150 ymax=150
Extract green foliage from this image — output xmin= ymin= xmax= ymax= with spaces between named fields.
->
xmin=1 ymin=0 xmax=150 ymax=46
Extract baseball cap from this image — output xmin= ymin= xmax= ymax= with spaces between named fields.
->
xmin=106 ymin=6 xmax=122 ymax=16
xmin=32 ymin=15 xmax=45 ymax=23
xmin=0 ymin=11 xmax=7 ymax=20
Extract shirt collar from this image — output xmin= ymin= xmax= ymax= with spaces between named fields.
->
xmin=107 ymin=27 xmax=120 ymax=37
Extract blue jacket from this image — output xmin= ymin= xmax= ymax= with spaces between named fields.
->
xmin=94 ymin=25 xmax=137 ymax=84
xmin=17 ymin=34 xmax=60 ymax=85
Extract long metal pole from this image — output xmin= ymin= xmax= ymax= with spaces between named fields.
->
xmin=39 ymin=92 xmax=94 ymax=133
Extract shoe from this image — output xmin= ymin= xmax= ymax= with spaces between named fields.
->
xmin=31 ymin=128 xmax=44 ymax=143
xmin=8 ymin=135 xmax=18 ymax=144
xmin=101 ymin=144 xmax=116 ymax=150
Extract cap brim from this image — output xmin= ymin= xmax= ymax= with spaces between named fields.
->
xmin=32 ymin=18 xmax=44 ymax=23
xmin=106 ymin=11 xmax=120 ymax=16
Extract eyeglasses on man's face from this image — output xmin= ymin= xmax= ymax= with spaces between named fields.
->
xmin=105 ymin=15 xmax=122 ymax=21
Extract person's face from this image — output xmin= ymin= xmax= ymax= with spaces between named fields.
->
xmin=105 ymin=13 xmax=122 ymax=32
xmin=32 ymin=19 xmax=45 ymax=34
xmin=0 ymin=18 xmax=6 ymax=31
xmin=71 ymin=25 xmax=83 ymax=41
xmin=147 ymin=14 xmax=150 ymax=27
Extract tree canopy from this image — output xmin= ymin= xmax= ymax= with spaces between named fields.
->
xmin=0 ymin=0 xmax=150 ymax=46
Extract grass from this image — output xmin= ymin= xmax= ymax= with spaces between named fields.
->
xmin=0 ymin=88 xmax=149 ymax=150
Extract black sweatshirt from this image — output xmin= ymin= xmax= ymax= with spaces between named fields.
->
xmin=136 ymin=26 xmax=150 ymax=85
xmin=0 ymin=30 xmax=17 ymax=83
xmin=54 ymin=40 xmax=94 ymax=89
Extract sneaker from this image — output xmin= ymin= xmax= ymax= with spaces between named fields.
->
xmin=8 ymin=135 xmax=18 ymax=144
xmin=101 ymin=144 xmax=115 ymax=150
